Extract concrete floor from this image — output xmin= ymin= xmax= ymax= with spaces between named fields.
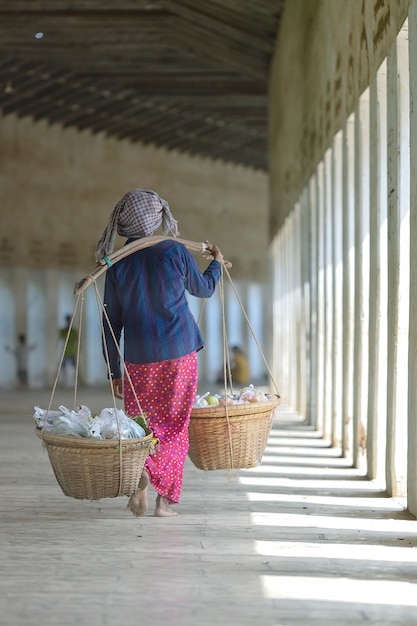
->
xmin=1 ymin=386 xmax=417 ymax=626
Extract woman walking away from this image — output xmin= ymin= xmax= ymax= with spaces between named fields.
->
xmin=96 ymin=189 xmax=223 ymax=517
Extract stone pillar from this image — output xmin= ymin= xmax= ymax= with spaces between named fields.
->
xmin=342 ymin=117 xmax=355 ymax=461
xmin=407 ymin=0 xmax=417 ymax=517
xmin=386 ymin=26 xmax=409 ymax=498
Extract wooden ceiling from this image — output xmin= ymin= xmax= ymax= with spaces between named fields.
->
xmin=0 ymin=1 xmax=284 ymax=171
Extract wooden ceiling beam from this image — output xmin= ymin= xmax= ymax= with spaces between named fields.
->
xmin=0 ymin=9 xmax=171 ymax=22
xmin=171 ymin=0 xmax=277 ymax=37
xmin=0 ymin=0 xmax=283 ymax=171
xmin=0 ymin=0 xmax=159 ymax=9
xmin=164 ymin=0 xmax=274 ymax=53
xmin=161 ymin=20 xmax=267 ymax=78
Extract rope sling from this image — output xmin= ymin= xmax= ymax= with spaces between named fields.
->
xmin=36 ymin=236 xmax=281 ymax=500
xmin=191 ymin=261 xmax=280 ymax=471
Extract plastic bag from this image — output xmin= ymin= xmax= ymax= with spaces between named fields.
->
xmin=33 ymin=404 xmax=93 ymax=437
xmin=239 ymin=384 xmax=268 ymax=403
xmin=33 ymin=405 xmax=146 ymax=439
xmin=89 ymin=408 xmax=146 ymax=440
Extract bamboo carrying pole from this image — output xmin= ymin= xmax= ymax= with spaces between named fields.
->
xmin=68 ymin=234 xmax=281 ymax=472
xmin=74 ymin=236 xmax=232 ymax=295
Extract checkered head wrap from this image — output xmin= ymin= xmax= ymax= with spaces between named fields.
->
xmin=95 ymin=189 xmax=179 ymax=261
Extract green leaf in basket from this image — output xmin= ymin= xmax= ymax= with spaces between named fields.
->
xmin=133 ymin=413 xmax=148 ymax=430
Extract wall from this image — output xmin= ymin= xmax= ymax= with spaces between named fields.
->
xmin=269 ymin=0 xmax=410 ymax=236
xmin=0 ymin=113 xmax=268 ymax=280
xmin=267 ymin=0 xmax=417 ymax=515
xmin=0 ymin=112 xmax=270 ymax=389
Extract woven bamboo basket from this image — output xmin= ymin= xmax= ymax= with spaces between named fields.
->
xmin=36 ymin=427 xmax=154 ymax=500
xmin=188 ymin=395 xmax=280 ymax=471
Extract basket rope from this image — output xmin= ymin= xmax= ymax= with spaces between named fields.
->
xmin=218 ymin=266 xmax=235 ymax=469
xmin=194 ymin=260 xmax=281 ymax=471
xmin=44 ymin=236 xmax=281 ymax=481
xmin=93 ymin=282 xmax=125 ymax=495
xmin=222 ymin=262 xmax=281 ymax=398
xmin=93 ymin=281 xmax=145 ymax=420
xmin=43 ymin=288 xmax=138 ymax=497
xmin=46 ymin=295 xmax=82 ymax=417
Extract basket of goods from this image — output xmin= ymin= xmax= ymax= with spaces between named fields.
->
xmin=188 ymin=385 xmax=280 ymax=471
xmin=34 ymin=405 xmax=156 ymax=500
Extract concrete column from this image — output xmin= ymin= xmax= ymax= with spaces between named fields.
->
xmin=386 ymin=26 xmax=409 ymax=498
xmin=353 ymin=94 xmax=371 ymax=469
xmin=272 ymin=230 xmax=288 ymax=403
xmin=408 ymin=0 xmax=417 ymax=517
xmin=342 ymin=116 xmax=355 ymax=461
xmin=0 ymin=269 xmax=16 ymax=388
xmin=367 ymin=64 xmax=389 ymax=485
xmin=292 ymin=203 xmax=304 ymax=412
xmin=316 ymin=164 xmax=326 ymax=437
xmin=13 ymin=267 xmax=29 ymax=337
xmin=246 ymin=282 xmax=267 ymax=384
xmin=298 ymin=195 xmax=309 ymax=418
xmin=367 ymin=78 xmax=378 ymax=481
xmin=280 ymin=221 xmax=289 ymax=400
xmin=286 ymin=216 xmax=297 ymax=408
xmin=45 ymin=267 xmax=60 ymax=388
xmin=301 ymin=187 xmax=312 ymax=423
xmin=331 ymin=132 xmax=344 ymax=449
xmin=323 ymin=150 xmax=333 ymax=442
xmin=308 ymin=176 xmax=318 ymax=429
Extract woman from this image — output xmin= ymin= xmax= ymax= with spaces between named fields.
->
xmin=96 ymin=189 xmax=223 ymax=517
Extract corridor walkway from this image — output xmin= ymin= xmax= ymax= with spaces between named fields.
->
xmin=1 ymin=387 xmax=417 ymax=626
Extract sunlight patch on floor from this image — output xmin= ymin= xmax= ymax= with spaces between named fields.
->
xmin=246 ymin=463 xmax=365 ymax=477
xmin=245 ymin=491 xmax=405 ymax=510
xmin=265 ymin=435 xmax=338 ymax=446
xmin=239 ymin=476 xmax=380 ymax=491
xmin=249 ymin=510 xmax=417 ymax=532
xmin=255 ymin=540 xmax=417 ymax=561
xmin=261 ymin=453 xmax=349 ymax=466
xmin=261 ymin=576 xmax=417 ymax=604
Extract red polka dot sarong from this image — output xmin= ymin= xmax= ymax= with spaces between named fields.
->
xmin=123 ymin=351 xmax=198 ymax=504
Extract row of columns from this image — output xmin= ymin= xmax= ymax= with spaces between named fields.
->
xmin=0 ymin=265 xmax=269 ymax=391
xmin=271 ymin=13 xmax=417 ymax=517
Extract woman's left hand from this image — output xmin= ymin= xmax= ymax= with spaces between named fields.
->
xmin=205 ymin=240 xmax=223 ymax=263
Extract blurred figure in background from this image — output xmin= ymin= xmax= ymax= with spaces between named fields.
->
xmin=216 ymin=345 xmax=250 ymax=386
xmin=59 ymin=314 xmax=78 ymax=386
xmin=4 ymin=333 xmax=36 ymax=388
xmin=230 ymin=345 xmax=250 ymax=386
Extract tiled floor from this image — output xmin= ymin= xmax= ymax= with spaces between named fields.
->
xmin=1 ymin=387 xmax=417 ymax=626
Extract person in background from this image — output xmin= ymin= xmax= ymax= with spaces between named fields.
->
xmin=59 ymin=315 xmax=78 ymax=385
xmin=4 ymin=333 xmax=36 ymax=388
xmin=230 ymin=345 xmax=250 ymax=386
xmin=97 ymin=188 xmax=223 ymax=518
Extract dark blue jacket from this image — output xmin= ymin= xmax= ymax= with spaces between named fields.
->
xmin=102 ymin=239 xmax=221 ymax=378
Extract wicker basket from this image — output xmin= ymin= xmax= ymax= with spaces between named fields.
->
xmin=36 ymin=427 xmax=154 ymax=500
xmin=188 ymin=395 xmax=280 ymax=471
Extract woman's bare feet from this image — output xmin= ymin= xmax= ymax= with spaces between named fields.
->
xmin=154 ymin=494 xmax=178 ymax=517
xmin=127 ymin=471 xmax=149 ymax=516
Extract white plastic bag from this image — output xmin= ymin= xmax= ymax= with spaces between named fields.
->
xmin=33 ymin=405 xmax=146 ymax=439
xmin=89 ymin=408 xmax=146 ymax=440
xmin=33 ymin=404 xmax=93 ymax=437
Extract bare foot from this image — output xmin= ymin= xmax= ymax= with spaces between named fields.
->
xmin=127 ymin=471 xmax=149 ymax=516
xmin=154 ymin=494 xmax=178 ymax=517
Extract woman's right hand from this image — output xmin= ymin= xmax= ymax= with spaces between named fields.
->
xmin=112 ymin=378 xmax=123 ymax=399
